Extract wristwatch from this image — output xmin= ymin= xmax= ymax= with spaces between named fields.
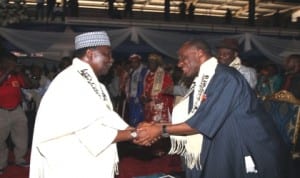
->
xmin=130 ymin=130 xmax=138 ymax=139
xmin=161 ymin=125 xmax=170 ymax=138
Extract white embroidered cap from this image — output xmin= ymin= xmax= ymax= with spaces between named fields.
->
xmin=75 ymin=31 xmax=111 ymax=50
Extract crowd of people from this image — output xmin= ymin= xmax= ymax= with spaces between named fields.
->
xmin=106 ymin=38 xmax=300 ymax=116
xmin=0 ymin=33 xmax=300 ymax=178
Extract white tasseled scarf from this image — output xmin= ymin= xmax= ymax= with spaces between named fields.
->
xmin=169 ymin=57 xmax=218 ymax=170
xmin=229 ymin=56 xmax=242 ymax=70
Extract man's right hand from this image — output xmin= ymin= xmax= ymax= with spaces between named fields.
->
xmin=133 ymin=122 xmax=161 ymax=146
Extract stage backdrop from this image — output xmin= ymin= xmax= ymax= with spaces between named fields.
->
xmin=1 ymin=26 xmax=300 ymax=64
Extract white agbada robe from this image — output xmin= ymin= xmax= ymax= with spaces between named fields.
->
xmin=30 ymin=58 xmax=128 ymax=178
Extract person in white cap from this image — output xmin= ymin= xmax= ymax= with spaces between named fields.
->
xmin=29 ymin=31 xmax=142 ymax=178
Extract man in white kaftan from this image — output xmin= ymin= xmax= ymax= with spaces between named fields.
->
xmin=30 ymin=31 xmax=139 ymax=178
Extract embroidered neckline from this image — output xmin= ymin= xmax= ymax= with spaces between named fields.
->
xmin=151 ymin=67 xmax=164 ymax=96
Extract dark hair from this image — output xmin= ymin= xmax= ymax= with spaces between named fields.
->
xmin=184 ymin=39 xmax=212 ymax=56
xmin=0 ymin=51 xmax=17 ymax=63
xmin=59 ymin=56 xmax=72 ymax=69
xmin=287 ymin=54 xmax=300 ymax=61
xmin=265 ymin=63 xmax=280 ymax=74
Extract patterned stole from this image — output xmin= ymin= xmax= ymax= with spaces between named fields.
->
xmin=151 ymin=67 xmax=165 ymax=96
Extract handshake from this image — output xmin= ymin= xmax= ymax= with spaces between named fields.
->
xmin=129 ymin=122 xmax=170 ymax=147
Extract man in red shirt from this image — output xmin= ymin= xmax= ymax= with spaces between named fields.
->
xmin=0 ymin=52 xmax=30 ymax=174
